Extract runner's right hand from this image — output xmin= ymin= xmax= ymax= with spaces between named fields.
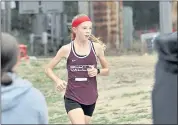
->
xmin=55 ymin=80 xmax=67 ymax=91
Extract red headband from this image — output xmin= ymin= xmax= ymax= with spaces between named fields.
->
xmin=72 ymin=16 xmax=91 ymax=27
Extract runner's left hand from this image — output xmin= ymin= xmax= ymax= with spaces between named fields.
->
xmin=87 ymin=65 xmax=97 ymax=77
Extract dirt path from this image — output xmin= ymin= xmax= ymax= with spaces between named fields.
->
xmin=92 ymin=55 xmax=157 ymax=123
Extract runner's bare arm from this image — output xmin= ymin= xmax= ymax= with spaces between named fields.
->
xmin=95 ymin=43 xmax=109 ymax=76
xmin=45 ymin=45 xmax=70 ymax=83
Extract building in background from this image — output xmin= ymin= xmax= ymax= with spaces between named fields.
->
xmin=2 ymin=1 xmax=175 ymax=56
xmin=172 ymin=0 xmax=177 ymax=31
xmin=91 ymin=1 xmax=123 ymax=50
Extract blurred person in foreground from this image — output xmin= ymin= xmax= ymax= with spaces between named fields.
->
xmin=1 ymin=32 xmax=49 ymax=124
xmin=152 ymin=31 xmax=177 ymax=124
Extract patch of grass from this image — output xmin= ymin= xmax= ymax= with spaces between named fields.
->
xmin=96 ymin=110 xmax=108 ymax=115
xmin=139 ymin=114 xmax=152 ymax=119
xmin=30 ymin=61 xmax=42 ymax=67
xmin=141 ymin=95 xmax=150 ymax=100
xmin=117 ymin=114 xmax=140 ymax=122
xmin=121 ymin=91 xmax=147 ymax=98
xmin=46 ymin=93 xmax=62 ymax=104
xmin=49 ymin=112 xmax=68 ymax=124
xmin=114 ymin=113 xmax=151 ymax=123
xmin=92 ymin=116 xmax=111 ymax=124
xmin=126 ymin=102 xmax=138 ymax=107
xmin=132 ymin=108 xmax=148 ymax=114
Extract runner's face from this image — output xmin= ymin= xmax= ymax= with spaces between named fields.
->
xmin=73 ymin=21 xmax=92 ymax=41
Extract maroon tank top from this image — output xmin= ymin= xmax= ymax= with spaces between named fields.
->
xmin=65 ymin=40 xmax=98 ymax=105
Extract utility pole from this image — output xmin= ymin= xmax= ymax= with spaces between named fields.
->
xmin=159 ymin=1 xmax=172 ymax=34
xmin=89 ymin=1 xmax=95 ymax=34
xmin=116 ymin=1 xmax=119 ymax=50
xmin=4 ymin=1 xmax=11 ymax=33
xmin=1 ymin=1 xmax=6 ymax=32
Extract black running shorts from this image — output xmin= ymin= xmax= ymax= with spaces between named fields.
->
xmin=64 ymin=96 xmax=96 ymax=116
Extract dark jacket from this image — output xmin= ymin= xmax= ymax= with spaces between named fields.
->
xmin=152 ymin=32 xmax=177 ymax=124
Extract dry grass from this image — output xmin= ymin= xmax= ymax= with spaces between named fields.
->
xmin=17 ymin=54 xmax=157 ymax=124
